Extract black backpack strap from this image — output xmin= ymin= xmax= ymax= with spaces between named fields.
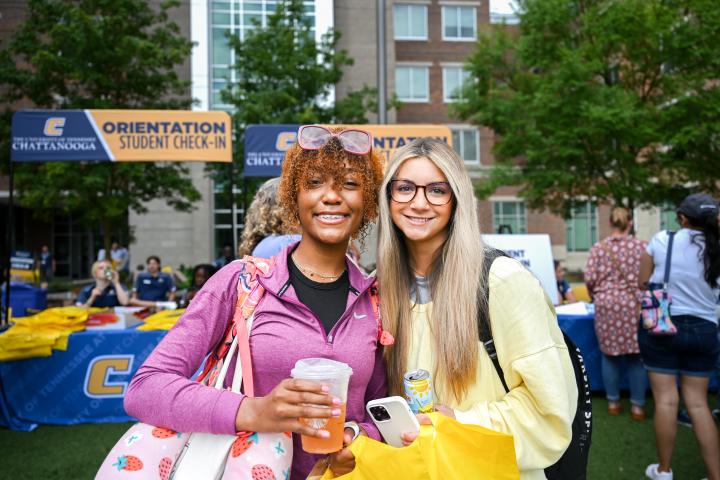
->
xmin=478 ymin=248 xmax=510 ymax=393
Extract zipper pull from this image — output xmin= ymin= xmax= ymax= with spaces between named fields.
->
xmin=327 ymin=334 xmax=334 ymax=344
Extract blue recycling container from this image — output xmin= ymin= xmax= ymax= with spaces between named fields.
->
xmin=1 ymin=282 xmax=48 ymax=317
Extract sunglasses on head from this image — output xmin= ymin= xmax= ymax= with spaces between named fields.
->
xmin=297 ymin=125 xmax=373 ymax=156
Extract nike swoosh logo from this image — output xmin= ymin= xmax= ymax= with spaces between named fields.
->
xmin=353 ymin=313 xmax=367 ymax=319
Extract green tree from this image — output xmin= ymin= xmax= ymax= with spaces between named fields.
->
xmin=0 ymin=0 xmax=200 ymax=250
xmin=216 ymin=0 xmax=383 ymax=193
xmin=454 ymin=0 xmax=720 ymax=214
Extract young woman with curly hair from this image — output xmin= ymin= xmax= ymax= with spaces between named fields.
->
xmin=125 ymin=125 xmax=387 ymax=479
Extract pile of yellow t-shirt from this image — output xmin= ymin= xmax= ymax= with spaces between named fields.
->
xmin=0 ymin=307 xmax=101 ymax=361
xmin=137 ymin=308 xmax=185 ymax=331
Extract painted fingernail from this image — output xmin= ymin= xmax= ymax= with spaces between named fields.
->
xmin=321 ymin=385 xmax=330 ymax=393
xmin=331 ymin=409 xmax=341 ymax=417
xmin=319 ymin=430 xmax=330 ymax=438
xmin=332 ymin=397 xmax=342 ymax=405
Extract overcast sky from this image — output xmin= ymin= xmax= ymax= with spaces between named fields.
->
xmin=490 ymin=0 xmax=519 ymax=15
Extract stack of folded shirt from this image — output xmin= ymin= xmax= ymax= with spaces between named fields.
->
xmin=0 ymin=307 xmax=102 ymax=361
xmin=137 ymin=308 xmax=185 ymax=331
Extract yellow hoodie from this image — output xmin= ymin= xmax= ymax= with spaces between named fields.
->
xmin=406 ymin=257 xmax=578 ymax=480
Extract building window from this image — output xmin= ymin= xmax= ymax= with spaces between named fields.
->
xmin=566 ymin=202 xmax=598 ymax=252
xmin=395 ymin=66 xmax=429 ymax=102
xmin=451 ymin=127 xmax=479 ymax=164
xmin=493 ymin=201 xmax=527 ymax=234
xmin=443 ymin=67 xmax=470 ymax=102
xmin=212 ymin=181 xmax=244 ymax=256
xmin=209 ymin=1 xmax=316 ymax=249
xmin=209 ymin=0 xmax=317 ymax=110
xmin=442 ymin=6 xmax=476 ymax=41
xmin=394 ymin=4 xmax=427 ymax=40
xmin=659 ymin=202 xmax=681 ymax=231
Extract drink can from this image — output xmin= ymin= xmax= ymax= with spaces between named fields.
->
xmin=403 ymin=369 xmax=434 ymax=414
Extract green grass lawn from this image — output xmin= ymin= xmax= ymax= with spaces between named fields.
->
xmin=0 ymin=394 xmax=716 ymax=479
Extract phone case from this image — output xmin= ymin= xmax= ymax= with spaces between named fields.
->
xmin=366 ymin=396 xmax=420 ymax=448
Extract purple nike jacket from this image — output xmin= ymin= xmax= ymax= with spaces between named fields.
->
xmin=124 ymin=244 xmax=388 ymax=479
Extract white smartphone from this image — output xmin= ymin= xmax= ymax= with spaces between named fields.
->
xmin=366 ymin=396 xmax=420 ymax=448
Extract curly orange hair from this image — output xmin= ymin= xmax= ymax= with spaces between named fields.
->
xmin=278 ymin=127 xmax=384 ymax=241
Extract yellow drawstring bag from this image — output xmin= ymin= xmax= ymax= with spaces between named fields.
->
xmin=320 ymin=412 xmax=519 ymax=480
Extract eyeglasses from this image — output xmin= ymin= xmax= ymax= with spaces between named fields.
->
xmin=297 ymin=125 xmax=373 ymax=156
xmin=388 ymin=180 xmax=453 ymax=206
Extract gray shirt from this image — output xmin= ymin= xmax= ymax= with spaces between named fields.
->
xmin=411 ymin=275 xmax=432 ymax=304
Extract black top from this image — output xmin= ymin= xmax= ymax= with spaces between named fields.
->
xmin=288 ymin=255 xmax=349 ymax=334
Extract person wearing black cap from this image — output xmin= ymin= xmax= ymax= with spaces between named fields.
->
xmin=638 ymin=192 xmax=720 ymax=480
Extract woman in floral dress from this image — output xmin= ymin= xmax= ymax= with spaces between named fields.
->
xmin=585 ymin=207 xmax=648 ymax=420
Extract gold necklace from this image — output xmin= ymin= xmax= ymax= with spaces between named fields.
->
xmin=291 ymin=253 xmax=346 ymax=281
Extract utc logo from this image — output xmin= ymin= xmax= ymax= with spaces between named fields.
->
xmin=84 ymin=355 xmax=134 ymax=398
xmin=275 ymin=131 xmax=297 ymax=151
xmin=43 ymin=117 xmax=66 ymax=136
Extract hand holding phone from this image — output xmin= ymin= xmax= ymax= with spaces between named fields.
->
xmin=366 ymin=396 xmax=420 ymax=448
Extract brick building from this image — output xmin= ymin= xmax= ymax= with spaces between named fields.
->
xmin=0 ymin=0 xmax=679 ymax=278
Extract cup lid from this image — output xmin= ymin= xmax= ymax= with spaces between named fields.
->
xmin=291 ymin=358 xmax=353 ymax=379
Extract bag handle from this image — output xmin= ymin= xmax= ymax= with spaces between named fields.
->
xmin=211 ymin=330 xmax=240 ymax=390
xmin=599 ymin=241 xmax=635 ymax=292
xmin=209 ymin=311 xmax=255 ymax=395
xmin=661 ymin=231 xmax=676 ymax=295
xmin=232 ymin=310 xmax=255 ymax=397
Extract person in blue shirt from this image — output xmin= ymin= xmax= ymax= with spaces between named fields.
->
xmin=554 ymin=260 xmax=577 ymax=304
xmin=75 ymin=260 xmax=129 ymax=308
xmin=37 ymin=245 xmax=55 ymax=289
xmin=130 ymin=255 xmax=176 ymax=308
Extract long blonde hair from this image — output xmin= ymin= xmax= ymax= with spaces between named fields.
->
xmin=377 ymin=138 xmax=486 ymax=403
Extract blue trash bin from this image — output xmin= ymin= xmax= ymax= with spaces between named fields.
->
xmin=1 ymin=282 xmax=48 ymax=317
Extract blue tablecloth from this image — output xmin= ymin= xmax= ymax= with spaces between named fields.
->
xmin=0 ymin=312 xmax=715 ymax=431
xmin=557 ymin=313 xmax=604 ymax=391
xmin=0 ymin=328 xmax=165 ymax=431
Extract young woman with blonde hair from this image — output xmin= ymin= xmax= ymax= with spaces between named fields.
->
xmin=376 ymin=137 xmax=577 ymax=479
xmin=585 ymin=207 xmax=647 ymax=421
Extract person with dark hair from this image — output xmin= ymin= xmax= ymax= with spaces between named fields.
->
xmin=214 ymin=243 xmax=235 ymax=269
xmin=36 ymin=245 xmax=55 ymax=289
xmin=130 ymin=255 xmax=176 ymax=307
xmin=125 ymin=125 xmax=387 ymax=478
xmin=639 ymin=193 xmax=720 ymax=480
xmin=554 ymin=260 xmax=576 ymax=304
xmin=585 ymin=207 xmax=647 ymax=421
xmin=179 ymin=264 xmax=216 ymax=307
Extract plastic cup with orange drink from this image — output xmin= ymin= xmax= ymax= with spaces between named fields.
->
xmin=290 ymin=358 xmax=353 ymax=454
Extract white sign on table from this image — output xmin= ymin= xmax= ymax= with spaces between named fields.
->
xmin=482 ymin=234 xmax=559 ymax=305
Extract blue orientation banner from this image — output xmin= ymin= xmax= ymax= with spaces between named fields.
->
xmin=244 ymin=124 xmax=299 ymax=177
xmin=11 ymin=110 xmax=232 ymax=163
xmin=244 ymin=124 xmax=454 ymax=177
